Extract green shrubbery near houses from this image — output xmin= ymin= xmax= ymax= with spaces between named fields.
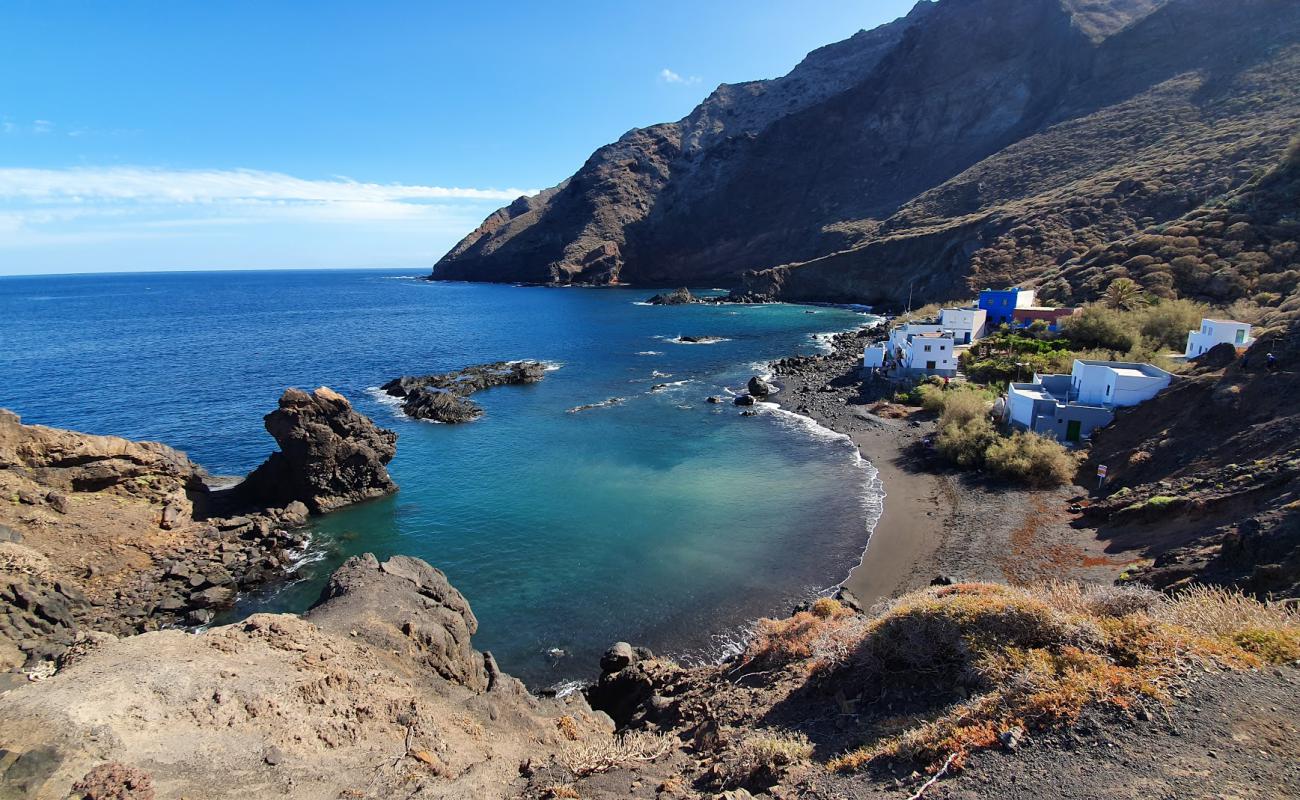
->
xmin=985 ymin=431 xmax=1077 ymax=487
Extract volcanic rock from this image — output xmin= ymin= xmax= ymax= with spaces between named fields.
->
xmin=235 ymin=387 xmax=398 ymax=514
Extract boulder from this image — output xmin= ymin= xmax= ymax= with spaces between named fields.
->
xmin=308 ymin=554 xmax=489 ymax=691
xmin=600 ymin=641 xmax=637 ymax=674
xmin=234 ymin=388 xmax=398 ymax=515
xmin=746 ymin=376 xmax=775 ymax=397
xmin=734 ymin=394 xmax=756 ymax=407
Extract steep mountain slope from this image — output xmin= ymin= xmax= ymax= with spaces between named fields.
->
xmin=433 ymin=0 xmax=1300 ymax=307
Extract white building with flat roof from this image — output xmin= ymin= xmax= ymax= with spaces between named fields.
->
xmin=1185 ymin=318 xmax=1253 ymax=359
xmin=1006 ymin=359 xmax=1172 ymax=442
xmin=939 ymin=306 xmax=988 ymax=344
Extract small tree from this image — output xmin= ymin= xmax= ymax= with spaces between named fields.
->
xmin=1138 ymin=298 xmax=1208 ymax=351
xmin=985 ymin=432 xmax=1076 ymax=487
xmin=1061 ymin=305 xmax=1136 ymax=351
xmin=1103 ymin=277 xmax=1146 ymax=311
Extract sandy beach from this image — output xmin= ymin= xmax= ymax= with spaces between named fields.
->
xmin=771 ymin=327 xmax=1134 ymax=610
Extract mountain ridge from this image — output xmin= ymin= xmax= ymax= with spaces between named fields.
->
xmin=432 ymin=0 xmax=1300 ymax=311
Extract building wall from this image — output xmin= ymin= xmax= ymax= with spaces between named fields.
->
xmin=862 ymin=345 xmax=885 ymax=368
xmin=1070 ymin=361 xmax=1171 ymax=407
xmin=939 ymin=307 xmax=988 ymax=343
xmin=1185 ymin=320 xmax=1253 ymax=358
xmin=1110 ymin=372 xmax=1171 ymax=406
xmin=978 ymin=289 xmax=1035 ymax=325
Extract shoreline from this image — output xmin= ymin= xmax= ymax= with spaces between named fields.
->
xmin=770 ymin=322 xmax=1132 ymax=612
xmin=768 ymin=327 xmax=949 ymax=609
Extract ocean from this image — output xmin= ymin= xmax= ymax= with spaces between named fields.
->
xmin=0 ymin=269 xmax=882 ymax=688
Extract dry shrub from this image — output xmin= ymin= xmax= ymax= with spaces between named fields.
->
xmin=723 ymin=730 xmax=814 ymax=787
xmin=827 ymin=582 xmax=1300 ymax=774
xmin=745 ymin=599 xmax=855 ymax=666
xmin=561 ymin=731 xmax=671 ymax=777
xmin=542 ymin=783 xmax=580 ymax=799
xmin=555 ymin=714 xmax=581 ymax=741
xmin=984 ymin=431 xmax=1077 ymax=487
xmin=1155 ymin=585 xmax=1300 ymax=660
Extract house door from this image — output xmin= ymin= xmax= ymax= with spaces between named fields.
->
xmin=926 ymin=361 xmax=936 ymax=370
xmin=1065 ymin=420 xmax=1082 ymax=443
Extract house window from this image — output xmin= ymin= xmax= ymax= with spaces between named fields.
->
xmin=924 ymin=345 xmax=932 ymax=352
xmin=1105 ymin=385 xmax=1111 ymax=397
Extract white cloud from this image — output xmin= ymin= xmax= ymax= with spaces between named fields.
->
xmin=659 ymin=68 xmax=700 ymax=86
xmin=0 ymin=166 xmax=539 ymax=271
xmin=32 ymin=120 xmax=53 ymax=134
xmin=0 ymin=166 xmax=534 ymax=205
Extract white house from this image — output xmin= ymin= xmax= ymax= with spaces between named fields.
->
xmin=900 ymin=332 xmax=957 ymax=376
xmin=939 ymin=307 xmax=988 ymax=344
xmin=1069 ymin=359 xmax=1172 ymax=407
xmin=1007 ymin=360 xmax=1172 ymax=443
xmin=888 ymin=323 xmax=944 ymax=354
xmin=1185 ymin=318 xmax=1254 ymax=359
xmin=880 ymin=322 xmax=959 ymax=376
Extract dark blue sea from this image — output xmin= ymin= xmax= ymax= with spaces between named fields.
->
xmin=0 ymin=269 xmax=882 ymax=688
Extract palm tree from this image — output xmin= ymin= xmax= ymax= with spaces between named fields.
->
xmin=1103 ymin=277 xmax=1146 ymax=311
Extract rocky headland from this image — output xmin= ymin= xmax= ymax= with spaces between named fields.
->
xmin=382 ymin=361 xmax=548 ymax=423
xmin=0 ymin=387 xmax=396 ymax=679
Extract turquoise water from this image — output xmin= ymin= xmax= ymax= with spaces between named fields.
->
xmin=0 ymin=270 xmax=881 ymax=687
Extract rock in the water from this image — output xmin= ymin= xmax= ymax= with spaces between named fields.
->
xmin=747 ymin=376 xmax=775 ymax=397
xmin=235 ymin=387 xmax=398 ymax=515
xmin=382 ymin=361 xmax=548 ymax=423
xmin=401 ymin=387 xmax=482 ymax=423
xmin=734 ymin=394 xmax=756 ymax=407
xmin=706 ymin=396 xmax=723 ymax=404
xmin=646 ymin=287 xmax=698 ymax=305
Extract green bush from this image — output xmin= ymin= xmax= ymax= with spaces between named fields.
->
xmin=1138 ymin=298 xmax=1209 ymax=350
xmin=937 ymin=417 xmax=997 ymax=468
xmin=985 ymin=432 xmax=1076 ymax=487
xmin=1061 ymin=306 xmax=1137 ymax=351
xmin=935 ymin=391 xmax=997 ymax=468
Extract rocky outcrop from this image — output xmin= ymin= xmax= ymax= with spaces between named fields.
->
xmin=0 ymin=408 xmax=208 ymax=506
xmin=235 ymin=387 xmax=398 ymax=514
xmin=433 ymin=0 xmax=1300 ymax=310
xmin=0 ymin=554 xmax=611 ymax=800
xmin=382 ymin=361 xmax=548 ymax=423
xmin=1 ymin=391 xmax=393 ymax=677
xmin=309 ymin=554 xmax=491 ymax=692
xmin=645 ymin=288 xmax=700 ymax=305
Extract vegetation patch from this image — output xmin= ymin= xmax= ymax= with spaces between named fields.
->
xmin=816 ymin=582 xmax=1299 ymax=775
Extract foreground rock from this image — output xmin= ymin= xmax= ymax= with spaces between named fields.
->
xmin=235 ymin=387 xmax=398 ymax=513
xmin=1 ymin=389 xmax=395 ymax=676
xmin=645 ymin=287 xmax=700 ymax=305
xmin=0 ymin=554 xmax=611 ymax=800
xmin=382 ymin=361 xmax=547 ymax=423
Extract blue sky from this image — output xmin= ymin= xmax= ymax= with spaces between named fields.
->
xmin=0 ymin=0 xmax=916 ymax=275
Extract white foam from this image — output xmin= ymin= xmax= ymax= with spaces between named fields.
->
xmin=651 ymin=370 xmax=672 ymax=379
xmin=636 ymin=351 xmax=663 ymax=356
xmin=631 ymin=301 xmax=653 ymax=307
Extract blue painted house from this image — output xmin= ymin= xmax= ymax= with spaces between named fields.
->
xmin=978 ymin=287 xmax=1037 ymax=326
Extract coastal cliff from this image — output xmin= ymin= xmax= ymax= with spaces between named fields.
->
xmin=0 ymin=388 xmax=396 ymax=675
xmin=432 ymin=0 xmax=1300 ymax=310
